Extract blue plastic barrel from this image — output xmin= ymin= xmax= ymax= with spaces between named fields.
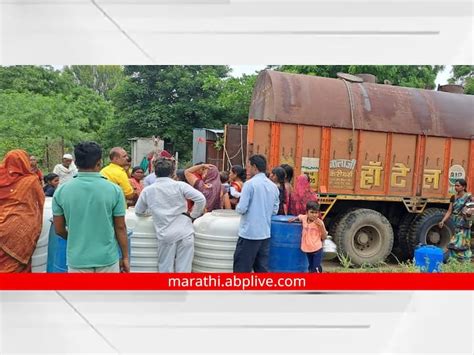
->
xmin=53 ymin=235 xmax=68 ymax=273
xmin=46 ymin=223 xmax=67 ymax=273
xmin=269 ymin=215 xmax=308 ymax=272
xmin=414 ymin=245 xmax=444 ymax=273
xmin=47 ymin=226 xmax=132 ymax=272
xmin=46 ymin=223 xmax=57 ymax=272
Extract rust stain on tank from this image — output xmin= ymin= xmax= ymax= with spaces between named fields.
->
xmin=357 ymin=83 xmax=372 ymax=112
xmin=409 ymin=89 xmax=434 ymax=134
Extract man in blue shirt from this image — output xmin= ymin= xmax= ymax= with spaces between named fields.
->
xmin=234 ymin=154 xmax=280 ymax=272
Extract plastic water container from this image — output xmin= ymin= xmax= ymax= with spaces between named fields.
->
xmin=269 ymin=215 xmax=308 ymax=272
xmin=414 ymin=245 xmax=444 ymax=273
xmin=46 ymin=223 xmax=57 ymax=272
xmin=48 ymin=223 xmax=132 ymax=273
xmin=45 ymin=210 xmax=69 ymax=273
xmin=48 ymin=232 xmax=68 ymax=273
xmin=193 ymin=210 xmax=241 ymax=272
xmin=125 ymin=208 xmax=158 ymax=272
xmin=32 ymin=197 xmax=53 ymax=272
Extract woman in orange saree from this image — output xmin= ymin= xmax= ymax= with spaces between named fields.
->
xmin=0 ymin=150 xmax=45 ymax=272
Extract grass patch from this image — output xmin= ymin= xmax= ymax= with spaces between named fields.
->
xmin=440 ymin=258 xmax=474 ymax=273
xmin=331 ymin=253 xmax=473 ymax=273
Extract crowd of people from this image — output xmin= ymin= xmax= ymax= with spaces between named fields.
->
xmin=0 ymin=140 xmax=471 ymax=274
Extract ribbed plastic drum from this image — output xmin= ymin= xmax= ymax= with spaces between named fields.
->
xmin=125 ymin=208 xmax=158 ymax=272
xmin=269 ymin=215 xmax=308 ymax=272
xmin=32 ymin=197 xmax=53 ymax=272
xmin=192 ymin=210 xmax=241 ymax=272
xmin=118 ymin=230 xmax=133 ymax=259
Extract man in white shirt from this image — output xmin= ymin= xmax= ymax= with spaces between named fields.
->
xmin=53 ymin=153 xmax=78 ymax=185
xmin=135 ymin=158 xmax=206 ymax=272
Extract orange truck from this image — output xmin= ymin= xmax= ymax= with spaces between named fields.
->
xmin=246 ymin=70 xmax=474 ymax=265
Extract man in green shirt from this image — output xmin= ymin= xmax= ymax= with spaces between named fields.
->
xmin=52 ymin=141 xmax=129 ymax=273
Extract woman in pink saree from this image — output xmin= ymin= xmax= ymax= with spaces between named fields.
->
xmin=185 ymin=163 xmax=222 ymax=212
xmin=289 ymin=174 xmax=319 ymax=216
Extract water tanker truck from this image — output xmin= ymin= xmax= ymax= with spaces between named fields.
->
xmin=246 ymin=70 xmax=474 ymax=265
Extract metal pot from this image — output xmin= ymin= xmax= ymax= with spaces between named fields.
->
xmin=323 ymin=236 xmax=338 ymax=260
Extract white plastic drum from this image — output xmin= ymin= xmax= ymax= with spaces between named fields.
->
xmin=192 ymin=209 xmax=241 ymax=273
xmin=125 ymin=208 xmax=158 ymax=272
xmin=32 ymin=197 xmax=53 ymax=272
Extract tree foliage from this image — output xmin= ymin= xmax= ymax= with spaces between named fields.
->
xmin=0 ymin=65 xmax=73 ymax=95
xmin=106 ymin=65 xmax=232 ymax=161
xmin=271 ymin=65 xmax=444 ymax=89
xmin=217 ymin=74 xmax=257 ymax=125
xmin=448 ymin=65 xmax=474 ymax=95
xmin=0 ymin=66 xmax=115 ymax=164
xmin=64 ymin=65 xmax=125 ymax=99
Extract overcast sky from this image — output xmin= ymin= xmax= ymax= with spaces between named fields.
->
xmin=229 ymin=65 xmax=266 ymax=77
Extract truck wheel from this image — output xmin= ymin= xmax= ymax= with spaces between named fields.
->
xmin=334 ymin=209 xmax=394 ymax=266
xmin=397 ymin=213 xmax=417 ymax=260
xmin=407 ymin=208 xmax=454 ymax=254
xmin=328 ymin=208 xmax=358 ymax=239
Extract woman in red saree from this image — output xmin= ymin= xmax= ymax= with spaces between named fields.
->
xmin=227 ymin=165 xmax=246 ymax=209
xmin=0 ymin=150 xmax=45 ymax=272
xmin=289 ymin=174 xmax=319 ymax=216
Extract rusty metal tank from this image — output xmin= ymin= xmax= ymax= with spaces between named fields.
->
xmin=250 ymin=70 xmax=473 ymax=140
xmin=248 ymin=70 xmax=474 ymax=197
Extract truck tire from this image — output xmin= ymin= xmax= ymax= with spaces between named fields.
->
xmin=334 ymin=209 xmax=394 ymax=266
xmin=328 ymin=208 xmax=358 ymax=239
xmin=407 ymin=208 xmax=455 ymax=255
xmin=397 ymin=213 xmax=417 ymax=260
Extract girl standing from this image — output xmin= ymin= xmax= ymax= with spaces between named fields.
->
xmin=289 ymin=201 xmax=328 ymax=272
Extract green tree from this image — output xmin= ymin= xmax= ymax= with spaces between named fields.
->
xmin=271 ymin=65 xmax=444 ymax=89
xmin=0 ymin=66 xmax=116 ymax=161
xmin=448 ymin=65 xmax=474 ymax=95
xmin=66 ymin=85 xmax=116 ymax=132
xmin=64 ymin=65 xmax=125 ymax=99
xmin=107 ymin=65 xmax=231 ymax=161
xmin=217 ymin=74 xmax=257 ymax=125
xmin=0 ymin=92 xmax=90 ymax=159
xmin=0 ymin=65 xmax=73 ymax=95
